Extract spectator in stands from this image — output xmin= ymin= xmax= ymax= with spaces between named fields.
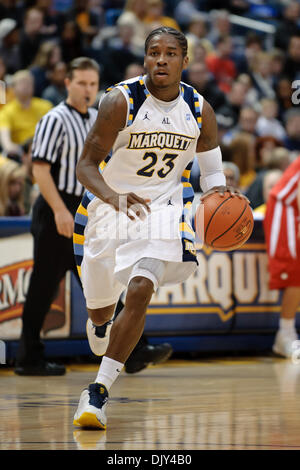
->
xmin=123 ymin=62 xmax=145 ymax=80
xmin=249 ymin=52 xmax=276 ymax=100
xmin=283 ymin=109 xmax=300 ymax=153
xmin=253 ymin=169 xmax=283 ymax=216
xmin=144 ymin=0 xmax=180 ymax=31
xmin=185 ymin=62 xmax=226 ymax=112
xmin=173 ymin=0 xmax=201 ymax=30
xmin=185 ymin=14 xmax=213 ymax=63
xmin=229 ymin=132 xmax=256 ymax=193
xmin=256 ymin=98 xmax=286 ymax=141
xmin=216 ymin=81 xmax=248 ymax=131
xmin=223 ymin=161 xmax=240 ymax=190
xmin=64 ymin=0 xmax=101 ymax=45
xmin=274 ymin=1 xmax=300 ymax=51
xmin=246 ymin=146 xmax=290 ymax=209
xmin=0 ymin=56 xmax=15 ymax=110
xmin=0 ymin=158 xmax=26 ymax=216
xmin=207 ymin=9 xmax=231 ymax=46
xmin=206 ymin=35 xmax=237 ymax=93
xmin=19 ymin=7 xmax=45 ymax=69
xmin=269 ymin=49 xmax=286 ymax=87
xmin=30 ymin=41 xmax=63 ymax=97
xmin=236 ymin=73 xmax=259 ymax=107
xmin=0 ymin=17 xmax=21 ymax=74
xmin=0 ymin=70 xmax=52 ymax=157
xmin=60 ymin=20 xmax=85 ymax=63
xmin=284 ymin=34 xmax=300 ymax=81
xmin=223 ymin=106 xmax=259 ymax=145
xmin=42 ymin=61 xmax=67 ymax=106
xmin=117 ymin=0 xmax=150 ymax=56
xmin=254 ymin=135 xmax=284 ymax=170
xmin=276 ymin=76 xmax=296 ymax=122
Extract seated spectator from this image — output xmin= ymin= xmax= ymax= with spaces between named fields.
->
xmin=223 ymin=161 xmax=240 ymax=190
xmin=274 ymin=1 xmax=300 ymax=51
xmin=60 ymin=20 xmax=85 ymax=63
xmin=254 ymin=169 xmax=283 ymax=215
xmin=284 ymin=34 xmax=300 ymax=81
xmin=283 ymin=109 xmax=300 ymax=153
xmin=0 ymin=158 xmax=26 ymax=216
xmin=254 ymin=135 xmax=284 ymax=170
xmin=269 ymin=49 xmax=286 ymax=87
xmin=0 ymin=56 xmax=15 ymax=110
xmin=42 ymin=61 xmax=67 ymax=106
xmin=173 ymin=0 xmax=201 ymax=30
xmin=123 ymin=62 xmax=145 ymax=80
xmin=185 ymin=62 xmax=226 ymax=112
xmin=207 ymin=9 xmax=231 ymax=46
xmin=256 ymin=98 xmax=286 ymax=141
xmin=249 ymin=51 xmax=276 ymax=100
xmin=19 ymin=7 xmax=45 ymax=69
xmin=222 ymin=106 xmax=259 ymax=145
xmin=275 ymin=76 xmax=296 ymax=122
xmin=229 ymin=132 xmax=256 ymax=193
xmin=65 ymin=0 xmax=101 ymax=45
xmin=0 ymin=70 xmax=52 ymax=157
xmin=30 ymin=41 xmax=63 ymax=97
xmin=144 ymin=0 xmax=180 ymax=31
xmin=234 ymin=32 xmax=263 ymax=75
xmin=117 ymin=0 xmax=150 ymax=57
xmin=206 ymin=35 xmax=237 ymax=94
xmin=236 ymin=73 xmax=259 ymax=107
xmin=246 ymin=146 xmax=290 ymax=209
xmin=185 ymin=14 xmax=213 ymax=63
xmin=0 ymin=17 xmax=21 ymax=74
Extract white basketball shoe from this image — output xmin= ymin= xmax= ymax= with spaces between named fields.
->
xmin=273 ymin=329 xmax=299 ymax=358
xmin=73 ymin=383 xmax=108 ymax=429
xmin=86 ymin=317 xmax=114 ymax=356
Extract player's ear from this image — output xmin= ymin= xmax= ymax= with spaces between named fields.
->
xmin=183 ymin=55 xmax=189 ymax=70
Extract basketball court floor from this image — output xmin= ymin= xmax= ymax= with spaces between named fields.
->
xmin=1 ymin=356 xmax=300 ymax=450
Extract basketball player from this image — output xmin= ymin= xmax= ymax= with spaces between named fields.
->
xmin=264 ymin=156 xmax=300 ymax=358
xmin=73 ymin=27 xmax=244 ymax=429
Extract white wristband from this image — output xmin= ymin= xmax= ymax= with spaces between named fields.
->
xmin=196 ymin=146 xmax=226 ymax=192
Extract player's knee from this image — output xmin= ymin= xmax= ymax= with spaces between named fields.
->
xmin=88 ymin=305 xmax=115 ymax=325
xmin=126 ymin=276 xmax=154 ymax=310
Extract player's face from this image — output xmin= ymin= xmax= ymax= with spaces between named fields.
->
xmin=65 ymin=69 xmax=99 ymax=112
xmin=144 ymin=34 xmax=188 ymax=89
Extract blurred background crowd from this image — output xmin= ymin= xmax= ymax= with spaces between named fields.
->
xmin=0 ymin=0 xmax=299 ymax=217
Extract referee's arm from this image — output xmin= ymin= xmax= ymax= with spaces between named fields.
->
xmin=32 ymin=113 xmax=74 ymax=239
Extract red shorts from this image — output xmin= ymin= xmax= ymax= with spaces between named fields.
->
xmin=264 ymin=196 xmax=300 ymax=289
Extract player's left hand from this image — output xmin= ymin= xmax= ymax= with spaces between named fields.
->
xmin=200 ymin=185 xmax=250 ymax=203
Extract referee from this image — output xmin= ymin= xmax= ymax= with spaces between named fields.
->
xmin=15 ymin=57 xmax=99 ymax=375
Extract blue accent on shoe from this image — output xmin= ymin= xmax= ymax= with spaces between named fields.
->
xmin=88 ymin=383 xmax=108 ymax=408
xmin=93 ymin=320 xmax=113 ymax=338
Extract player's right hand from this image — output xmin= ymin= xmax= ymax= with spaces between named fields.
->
xmin=105 ymin=192 xmax=151 ymax=221
xmin=54 ymin=207 xmax=74 ymax=238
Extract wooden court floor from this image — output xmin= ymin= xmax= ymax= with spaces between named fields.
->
xmin=1 ymin=356 xmax=300 ymax=450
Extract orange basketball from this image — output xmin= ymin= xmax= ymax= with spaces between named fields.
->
xmin=195 ymin=191 xmax=254 ymax=251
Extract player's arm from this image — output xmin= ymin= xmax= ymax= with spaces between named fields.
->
xmin=76 ymin=89 xmax=150 ymax=220
xmin=196 ymin=99 xmax=246 ymax=200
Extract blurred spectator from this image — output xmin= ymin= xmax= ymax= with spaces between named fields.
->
xmin=185 ymin=62 xmax=226 ymax=111
xmin=206 ymin=35 xmax=237 ymax=93
xmin=216 ymin=81 xmax=248 ymax=133
xmin=185 ymin=14 xmax=213 ymax=63
xmin=144 ymin=0 xmax=180 ymax=31
xmin=229 ymin=132 xmax=256 ymax=192
xmin=0 ymin=70 xmax=52 ymax=157
xmin=0 ymin=158 xmax=26 ymax=216
xmin=236 ymin=73 xmax=259 ymax=107
xmin=283 ymin=109 xmax=300 ymax=152
xmin=123 ymin=62 xmax=145 ymax=80
xmin=284 ymin=34 xmax=300 ymax=81
xmin=117 ymin=0 xmax=150 ymax=56
xmin=254 ymin=135 xmax=284 ymax=170
xmin=0 ymin=17 xmax=21 ymax=74
xmin=234 ymin=32 xmax=263 ymax=75
xmin=274 ymin=1 xmax=300 ymax=51
xmin=223 ymin=106 xmax=259 ymax=145
xmin=30 ymin=41 xmax=63 ymax=97
xmin=19 ymin=7 xmax=45 ymax=69
xmin=249 ymin=52 xmax=276 ymax=100
xmin=65 ymin=0 xmax=101 ymax=45
xmin=246 ymin=146 xmax=290 ymax=209
xmin=60 ymin=20 xmax=85 ymax=63
xmin=35 ymin=0 xmax=64 ymax=38
xmin=173 ymin=0 xmax=201 ymax=30
xmin=269 ymin=49 xmax=286 ymax=86
xmin=275 ymin=76 xmax=296 ymax=122
xmin=0 ymin=56 xmax=15 ymax=110
xmin=42 ymin=61 xmax=68 ymax=105
xmin=223 ymin=161 xmax=240 ymax=189
xmin=0 ymin=0 xmax=25 ymax=26
xmin=256 ymin=98 xmax=286 ymax=141
xmin=253 ymin=169 xmax=283 ymax=215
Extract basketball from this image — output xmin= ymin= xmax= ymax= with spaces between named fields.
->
xmin=195 ymin=191 xmax=254 ymax=251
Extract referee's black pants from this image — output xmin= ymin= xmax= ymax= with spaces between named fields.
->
xmin=16 ymin=193 xmax=147 ymax=365
xmin=16 ymin=193 xmax=82 ymax=365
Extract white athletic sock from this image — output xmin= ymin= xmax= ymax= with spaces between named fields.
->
xmin=95 ymin=356 xmax=124 ymax=391
xmin=279 ymin=318 xmax=296 ymax=333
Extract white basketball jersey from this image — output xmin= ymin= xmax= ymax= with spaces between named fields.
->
xmin=100 ymin=75 xmax=203 ymax=203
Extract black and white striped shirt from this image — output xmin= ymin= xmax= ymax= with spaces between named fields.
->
xmin=32 ymin=101 xmax=97 ymax=197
